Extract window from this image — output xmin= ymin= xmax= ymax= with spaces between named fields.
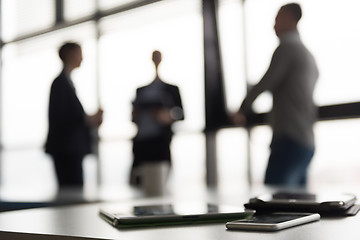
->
xmin=64 ymin=0 xmax=96 ymax=21
xmin=245 ymin=0 xmax=360 ymax=107
xmin=2 ymin=0 xmax=55 ymax=41
xmin=98 ymin=0 xmax=204 ymax=140
xmin=1 ymin=23 xmax=97 ymax=192
xmin=96 ymin=0 xmax=205 ymax=186
xmin=2 ymin=0 xmax=360 ymax=195
xmin=218 ymin=0 xmax=246 ymax=113
xmin=99 ymin=0 xmax=141 ymax=10
xmin=2 ymin=23 xmax=97 ymax=148
xmin=218 ymin=0 xmax=360 ymax=186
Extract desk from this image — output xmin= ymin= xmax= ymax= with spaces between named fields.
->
xmin=0 ymin=196 xmax=360 ymax=240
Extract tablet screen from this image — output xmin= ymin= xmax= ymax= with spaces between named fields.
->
xmin=100 ymin=202 xmax=252 ymax=228
xmin=103 ymin=202 xmax=245 ymax=218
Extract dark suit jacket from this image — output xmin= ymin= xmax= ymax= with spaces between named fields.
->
xmin=133 ymin=81 xmax=184 ymax=141
xmin=45 ymin=71 xmax=91 ymax=157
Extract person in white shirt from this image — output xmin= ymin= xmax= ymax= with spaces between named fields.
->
xmin=233 ymin=3 xmax=319 ymax=186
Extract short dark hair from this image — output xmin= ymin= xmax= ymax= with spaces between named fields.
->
xmin=281 ymin=3 xmax=302 ymax=22
xmin=152 ymin=50 xmax=161 ymax=57
xmin=58 ymin=42 xmax=81 ymax=62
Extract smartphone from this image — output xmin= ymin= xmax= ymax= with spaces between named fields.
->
xmin=226 ymin=212 xmax=320 ymax=231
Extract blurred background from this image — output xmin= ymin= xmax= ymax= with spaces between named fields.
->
xmin=1 ymin=0 xmax=360 ymax=201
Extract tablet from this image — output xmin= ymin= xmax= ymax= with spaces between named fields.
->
xmin=99 ymin=202 xmax=253 ymax=228
xmin=245 ymin=192 xmax=357 ymax=215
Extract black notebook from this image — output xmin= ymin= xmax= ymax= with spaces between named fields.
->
xmin=245 ymin=192 xmax=359 ymax=216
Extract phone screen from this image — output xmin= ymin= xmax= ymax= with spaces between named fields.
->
xmin=234 ymin=213 xmax=307 ymax=224
xmin=226 ymin=213 xmax=320 ymax=231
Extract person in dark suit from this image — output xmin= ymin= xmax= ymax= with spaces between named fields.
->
xmin=130 ymin=50 xmax=184 ymax=187
xmin=45 ymin=42 xmax=103 ymax=188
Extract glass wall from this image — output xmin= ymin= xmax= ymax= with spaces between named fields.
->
xmin=97 ymin=0 xmax=205 ymax=186
xmin=1 ymin=0 xmax=360 ymax=197
xmin=0 ymin=0 xmax=206 ymax=194
xmin=98 ymin=0 xmax=204 ymax=140
xmin=218 ymin=0 xmax=246 ymax=113
xmin=2 ymin=23 xmax=98 ymax=148
xmin=244 ymin=0 xmax=360 ymax=109
xmin=64 ymin=0 xmax=96 ymax=21
xmin=241 ymin=0 xmax=360 ymax=186
xmin=1 ymin=0 xmax=55 ymax=41
xmin=99 ymin=0 xmax=141 ymax=10
xmin=249 ymin=120 xmax=360 ymax=188
xmin=1 ymin=22 xmax=98 ymax=194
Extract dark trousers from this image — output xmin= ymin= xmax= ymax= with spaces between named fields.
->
xmin=52 ymin=154 xmax=84 ymax=187
xmin=132 ymin=138 xmax=171 ymax=167
xmin=130 ymin=138 xmax=171 ymax=186
xmin=264 ymin=136 xmax=314 ymax=187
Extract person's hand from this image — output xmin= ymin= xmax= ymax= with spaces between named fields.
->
xmin=88 ymin=109 xmax=103 ymax=128
xmin=154 ymin=108 xmax=173 ymax=125
xmin=231 ymin=111 xmax=246 ymax=126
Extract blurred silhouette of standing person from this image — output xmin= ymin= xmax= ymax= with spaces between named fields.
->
xmin=233 ymin=3 xmax=319 ymax=186
xmin=45 ymin=42 xmax=103 ymax=188
xmin=130 ymin=50 xmax=184 ymax=188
